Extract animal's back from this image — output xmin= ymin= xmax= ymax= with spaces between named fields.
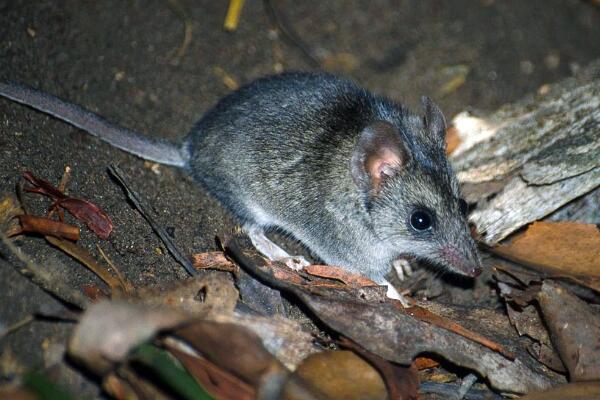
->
xmin=187 ymin=72 xmax=387 ymax=224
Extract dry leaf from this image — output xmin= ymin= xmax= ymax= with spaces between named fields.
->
xmin=537 ymin=282 xmax=600 ymax=381
xmin=174 ymin=321 xmax=289 ymax=386
xmin=56 ymin=198 xmax=113 ymax=240
xmin=303 ymin=264 xmax=378 ymax=287
xmin=493 ymin=221 xmax=600 ymax=277
xmin=414 ymin=357 xmax=439 ymax=370
xmin=284 ymin=351 xmax=388 ymax=400
xmin=400 ymin=302 xmax=515 ymax=360
xmin=23 ymin=171 xmax=113 ymax=239
xmin=167 ymin=346 xmax=255 ymax=400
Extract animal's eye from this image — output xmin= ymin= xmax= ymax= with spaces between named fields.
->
xmin=410 ymin=209 xmax=433 ymax=232
xmin=459 ymin=199 xmax=469 ymax=217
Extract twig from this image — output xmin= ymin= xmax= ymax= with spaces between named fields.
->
xmin=457 ymin=373 xmax=478 ymax=400
xmin=166 ymin=0 xmax=193 ymax=65
xmin=107 ymin=165 xmax=197 ymax=277
xmin=0 ymin=314 xmax=34 ymax=340
xmin=97 ymin=244 xmax=135 ymax=295
xmin=262 ymin=0 xmax=320 ymax=68
xmin=0 ymin=232 xmax=89 ymax=309
xmin=45 ymin=235 xmax=124 ymax=292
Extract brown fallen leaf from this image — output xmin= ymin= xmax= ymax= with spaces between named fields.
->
xmin=167 ymin=345 xmax=255 ymax=400
xmin=338 ymin=337 xmax=419 ymax=400
xmin=174 ymin=321 xmax=289 ymax=386
xmin=23 ymin=171 xmax=64 ymax=199
xmin=492 ymin=221 xmax=600 ymax=278
xmin=103 ymin=373 xmax=139 ymax=400
xmin=16 ymin=214 xmax=80 ymax=241
xmin=55 ymin=198 xmax=113 ymax=240
xmin=23 ymin=171 xmax=113 ymax=239
xmin=537 ymin=281 xmax=600 ymax=381
xmin=97 ymin=244 xmax=135 ymax=295
xmin=0 ymin=387 xmax=37 ymax=400
xmin=283 ymin=350 xmax=388 ymax=400
xmin=303 ymin=264 xmax=378 ymax=287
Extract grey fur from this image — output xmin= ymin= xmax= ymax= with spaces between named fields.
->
xmin=0 ymin=72 xmax=481 ymax=283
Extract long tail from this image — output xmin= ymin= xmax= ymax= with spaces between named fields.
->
xmin=0 ymin=82 xmax=189 ymax=168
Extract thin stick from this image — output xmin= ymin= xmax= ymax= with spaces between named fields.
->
xmin=166 ymin=0 xmax=193 ymax=65
xmin=97 ymin=244 xmax=135 ymax=295
xmin=262 ymin=0 xmax=320 ymax=68
xmin=0 ymin=314 xmax=34 ymax=340
xmin=108 ymin=165 xmax=197 ymax=277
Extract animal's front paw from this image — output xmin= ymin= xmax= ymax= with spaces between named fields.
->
xmin=392 ymin=258 xmax=413 ymax=281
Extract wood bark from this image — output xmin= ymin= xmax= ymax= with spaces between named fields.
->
xmin=450 ymin=61 xmax=600 ymax=244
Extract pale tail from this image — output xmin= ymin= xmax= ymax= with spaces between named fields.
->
xmin=0 ymin=82 xmax=188 ymax=168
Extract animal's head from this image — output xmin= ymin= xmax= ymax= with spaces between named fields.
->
xmin=351 ymin=97 xmax=481 ymax=277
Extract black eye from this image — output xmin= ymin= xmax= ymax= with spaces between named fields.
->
xmin=459 ymin=199 xmax=469 ymax=216
xmin=410 ymin=209 xmax=433 ymax=231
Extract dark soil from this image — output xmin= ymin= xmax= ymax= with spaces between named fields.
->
xmin=1 ymin=0 xmax=599 ymax=396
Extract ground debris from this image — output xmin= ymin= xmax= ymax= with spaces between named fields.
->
xmin=223 ymin=233 xmax=558 ymax=394
xmin=451 ymin=61 xmax=600 ymax=244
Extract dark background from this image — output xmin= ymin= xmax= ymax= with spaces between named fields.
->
xmin=1 ymin=0 xmax=599 ymax=395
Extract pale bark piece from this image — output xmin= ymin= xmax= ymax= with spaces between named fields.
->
xmin=450 ymin=61 xmax=600 ymax=244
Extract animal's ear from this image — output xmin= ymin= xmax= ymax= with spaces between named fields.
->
xmin=351 ymin=120 xmax=408 ymax=194
xmin=422 ymin=96 xmax=446 ymax=140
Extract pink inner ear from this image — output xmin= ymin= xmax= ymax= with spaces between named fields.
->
xmin=366 ymin=148 xmax=403 ymax=191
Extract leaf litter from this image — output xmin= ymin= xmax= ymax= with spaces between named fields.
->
xmin=2 ymin=167 xmax=600 ymax=399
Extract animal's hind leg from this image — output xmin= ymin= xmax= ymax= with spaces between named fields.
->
xmin=244 ymin=225 xmax=309 ymax=270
